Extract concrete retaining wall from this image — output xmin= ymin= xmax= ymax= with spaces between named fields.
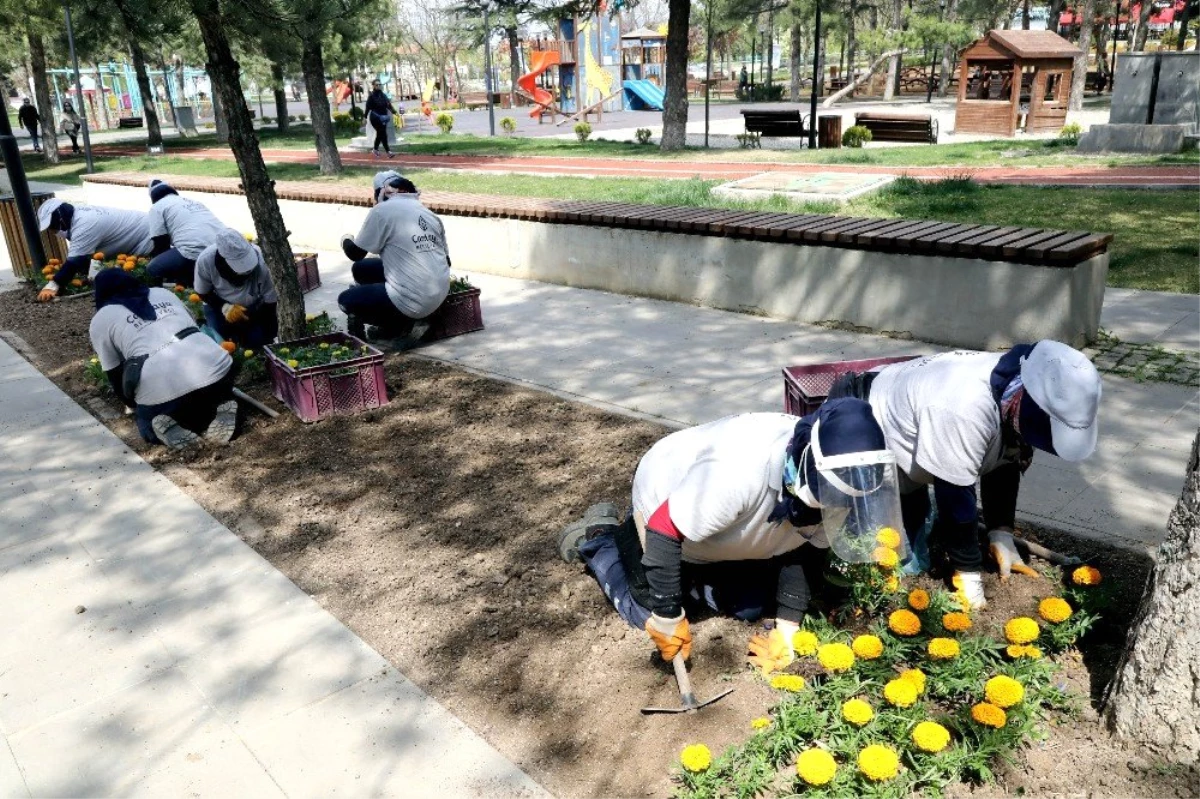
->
xmin=84 ymin=179 xmax=1108 ymax=350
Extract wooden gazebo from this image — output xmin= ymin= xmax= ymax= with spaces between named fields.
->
xmin=954 ymin=30 xmax=1081 ymax=137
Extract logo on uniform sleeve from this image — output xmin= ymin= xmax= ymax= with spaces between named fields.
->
xmin=418 ymin=216 xmax=429 ymax=231
xmin=412 ymin=214 xmax=441 ymax=251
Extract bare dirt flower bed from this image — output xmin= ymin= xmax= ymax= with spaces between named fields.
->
xmin=2 ymin=289 xmax=1196 ymax=798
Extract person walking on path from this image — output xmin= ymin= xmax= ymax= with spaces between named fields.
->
xmin=365 ymin=79 xmax=398 ymax=159
xmin=18 ymin=98 xmax=42 ymax=152
xmin=59 ymin=101 xmax=82 ymax=154
xmin=89 ymin=269 xmax=237 ymax=449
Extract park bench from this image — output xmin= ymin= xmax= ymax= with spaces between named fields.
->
xmin=117 ymin=117 xmax=144 ymax=129
xmin=853 ymin=112 xmax=938 ymax=144
xmin=740 ymin=109 xmax=811 ymax=139
xmin=81 ymin=172 xmax=1114 ymax=351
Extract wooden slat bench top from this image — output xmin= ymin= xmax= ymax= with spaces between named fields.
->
xmin=81 ymin=172 xmax=1114 ymax=267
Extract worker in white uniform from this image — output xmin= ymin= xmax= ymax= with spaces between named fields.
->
xmin=563 ymin=398 xmax=907 ymax=670
xmin=37 ymin=199 xmax=152 ymax=302
xmin=839 ymin=341 xmax=1102 ymax=609
xmin=145 ymin=179 xmax=225 ymax=287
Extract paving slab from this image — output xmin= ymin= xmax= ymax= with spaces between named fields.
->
xmin=0 ymin=338 xmax=549 ymax=797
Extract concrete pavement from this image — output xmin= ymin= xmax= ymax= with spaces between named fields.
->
xmin=0 ymin=341 xmax=548 ymax=795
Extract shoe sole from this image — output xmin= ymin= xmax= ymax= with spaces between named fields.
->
xmin=205 ymin=401 xmax=238 ymax=444
xmin=557 ymin=519 xmax=588 ymax=563
xmin=152 ymin=416 xmax=201 ymax=451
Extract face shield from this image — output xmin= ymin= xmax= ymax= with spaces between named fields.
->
xmin=806 ymin=418 xmax=908 ymax=564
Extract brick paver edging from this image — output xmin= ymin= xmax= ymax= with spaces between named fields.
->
xmin=84 ymin=172 xmax=1113 ymax=267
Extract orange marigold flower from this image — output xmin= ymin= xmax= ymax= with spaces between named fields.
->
xmin=908 ymin=589 xmax=930 ymax=611
xmin=888 ymin=609 xmax=921 ymax=636
xmin=927 ymin=637 xmax=960 ymax=660
xmin=971 ymin=702 xmax=1007 ymax=728
xmin=942 ymin=612 xmax=973 ymax=632
xmin=1071 ymin=565 xmax=1102 ymax=586
xmin=873 ymin=546 xmax=899 ymax=569
xmin=1038 ymin=597 xmax=1073 ymax=624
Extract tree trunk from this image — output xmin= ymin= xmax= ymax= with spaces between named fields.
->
xmin=659 ymin=0 xmax=691 ymax=151
xmin=189 ymin=0 xmax=304 ymax=342
xmin=213 ymin=89 xmax=230 ymax=143
xmin=26 ymin=29 xmax=59 ymax=165
xmin=1069 ymin=0 xmax=1095 ymax=110
xmin=789 ymin=16 xmax=803 ymax=102
xmin=271 ymin=61 xmax=290 ymax=134
xmin=1132 ymin=0 xmax=1155 ymax=50
xmin=506 ymin=25 xmax=521 ymax=107
xmin=300 ymin=33 xmax=342 ymax=176
xmin=885 ymin=0 xmax=903 ymax=99
xmin=1105 ymin=433 xmax=1200 ymax=764
xmin=129 ymin=39 xmax=163 ymax=148
xmin=1022 ymin=0 xmax=1031 ymax=28
xmin=1048 ymin=0 xmax=1066 ymax=33
xmin=766 ymin=9 xmax=775 ymax=89
xmin=846 ymin=0 xmax=858 ymax=96
xmin=174 ymin=56 xmax=186 ymax=105
xmin=1176 ymin=1 xmax=1192 ymax=50
xmin=1095 ymin=21 xmax=1111 ymax=82
xmin=824 ymin=49 xmax=905 ymax=105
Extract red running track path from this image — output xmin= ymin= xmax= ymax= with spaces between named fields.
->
xmin=94 ymin=146 xmax=1200 ymax=187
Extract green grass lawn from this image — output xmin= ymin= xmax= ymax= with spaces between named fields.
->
xmin=19 ymin=152 xmax=1199 ymax=294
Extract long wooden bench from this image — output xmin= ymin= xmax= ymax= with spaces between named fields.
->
xmin=741 ymin=109 xmax=811 ymax=138
xmin=854 ymin=112 xmax=938 ymax=144
xmin=80 ymin=172 xmax=1113 ymax=349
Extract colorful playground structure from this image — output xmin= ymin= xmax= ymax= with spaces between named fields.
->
xmin=519 ymin=10 xmax=637 ymax=122
xmin=620 ymin=27 xmax=666 ymax=111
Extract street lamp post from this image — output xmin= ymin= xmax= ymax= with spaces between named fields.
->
xmin=705 ymin=0 xmax=713 ymax=147
xmin=482 ymin=1 xmax=495 ymax=136
xmin=809 ymin=0 xmax=822 ymax=148
xmin=0 ymin=102 xmax=46 ymax=271
xmin=64 ymin=0 xmax=94 ymax=172
xmin=927 ymin=0 xmax=947 ymax=102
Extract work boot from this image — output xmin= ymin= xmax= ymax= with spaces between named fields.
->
xmin=345 ymin=313 xmax=366 ymax=340
xmin=152 ymin=415 xmax=201 ymax=451
xmin=204 ymin=400 xmax=238 ymax=445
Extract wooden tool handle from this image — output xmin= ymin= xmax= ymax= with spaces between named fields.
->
xmin=671 ymin=653 xmax=698 ymax=710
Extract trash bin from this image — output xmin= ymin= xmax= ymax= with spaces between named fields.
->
xmin=818 ymin=115 xmax=843 ymax=149
xmin=0 ymin=192 xmax=68 ymax=280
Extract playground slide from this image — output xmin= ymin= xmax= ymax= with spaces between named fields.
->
xmin=622 ymin=79 xmax=664 ymax=111
xmin=518 ymin=51 xmax=561 ymax=118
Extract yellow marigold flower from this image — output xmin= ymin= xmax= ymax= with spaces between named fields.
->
xmin=1006 ymin=644 xmax=1044 ymax=660
xmin=899 ymin=668 xmax=927 ymax=693
xmin=243 ymin=349 xmax=254 ymax=358
xmin=680 ymin=744 xmax=712 ymax=772
xmin=888 ymin=609 xmax=921 ymax=636
xmin=852 ymin=634 xmax=884 ymax=660
xmin=1005 ymin=617 xmax=1040 ymax=644
xmin=875 ymin=527 xmax=901 ymax=548
xmin=792 ymin=630 xmax=819 ymax=657
xmin=942 ymin=612 xmax=973 ymax=632
xmin=1038 ymin=596 xmax=1073 ymax=624
xmin=286 ymin=359 xmax=300 ymax=369
xmin=928 ymin=637 xmax=961 ymax=660
xmin=796 ymin=748 xmax=837 ymax=786
xmin=908 ymin=588 xmax=930 ymax=611
xmin=884 ymin=678 xmax=918 ymax=708
xmin=873 ymin=546 xmax=899 ymax=569
xmin=1072 ymin=565 xmax=1102 ymax=586
xmin=858 ymin=744 xmax=900 ymax=782
xmin=985 ymin=675 xmax=1025 ymax=708
xmin=842 ymin=698 xmax=874 ymax=726
xmin=912 ymin=721 xmax=951 ymax=753
xmin=750 ymin=717 xmax=771 ymax=730
xmin=818 ymin=643 xmax=856 ymax=673
xmin=770 ymin=674 xmax=806 ymax=692
xmin=884 ymin=574 xmax=900 ymax=592
xmin=971 ymin=702 xmax=1007 ymax=728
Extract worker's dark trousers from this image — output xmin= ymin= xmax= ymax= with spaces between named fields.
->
xmin=337 ymin=259 xmax=418 ymax=334
xmin=203 ymin=303 xmax=279 ymax=350
xmin=369 ymin=114 xmax=390 ymax=153
xmin=135 ymin=371 xmax=234 ymax=444
xmin=899 ymin=486 xmax=980 ymax=573
xmin=147 ymin=248 xmax=197 ymax=287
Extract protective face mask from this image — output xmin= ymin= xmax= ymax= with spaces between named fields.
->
xmin=788 ymin=444 xmax=822 ymax=509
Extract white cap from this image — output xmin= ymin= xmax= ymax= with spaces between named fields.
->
xmin=372 ymin=170 xmax=402 ymax=194
xmin=37 ymin=198 xmax=63 ymax=232
xmin=215 ymin=227 xmax=260 ymax=274
xmin=1020 ymin=340 xmax=1101 ymax=462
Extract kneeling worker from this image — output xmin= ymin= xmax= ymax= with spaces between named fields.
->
xmin=338 ymin=171 xmax=449 ymax=343
xmin=193 ymin=228 xmax=279 ymax=349
xmin=146 ymin=179 xmax=225 ymax=287
xmin=563 ymin=399 xmax=906 ymax=670
xmin=37 ymin=199 xmax=152 ymax=302
xmin=89 ymin=269 xmax=237 ymax=449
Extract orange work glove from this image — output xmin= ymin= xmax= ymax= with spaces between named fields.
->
xmin=988 ymin=529 xmax=1040 ymax=582
xmin=747 ymin=627 xmax=794 ymax=675
xmin=645 ymin=612 xmax=691 ymax=661
xmin=37 ymin=281 xmax=59 ymax=302
xmin=222 ymin=303 xmax=250 ymax=324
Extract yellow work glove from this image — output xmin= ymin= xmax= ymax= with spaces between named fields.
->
xmin=645 ymin=612 xmax=691 ymax=661
xmin=37 ymin=281 xmax=59 ymax=303
xmin=988 ymin=529 xmax=1041 ymax=582
xmin=222 ymin=303 xmax=249 ymax=324
xmin=747 ymin=627 xmax=794 ymax=675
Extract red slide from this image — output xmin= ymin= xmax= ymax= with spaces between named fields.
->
xmin=518 ymin=51 xmax=561 ymax=118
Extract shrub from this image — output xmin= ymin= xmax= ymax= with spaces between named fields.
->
xmin=332 ymin=112 xmax=359 ymax=135
xmin=261 ymin=116 xmax=273 ymax=124
xmin=298 ymin=114 xmax=307 ymax=122
xmin=735 ymin=83 xmax=785 ymax=102
xmin=574 ymin=121 xmax=592 ymax=142
xmin=348 ymin=106 xmax=364 ymax=122
xmin=287 ymin=115 xmax=296 ymax=123
xmin=842 ymin=124 xmax=873 ymax=148
xmin=499 ymin=116 xmax=516 ymax=135
xmin=1058 ymin=122 xmax=1083 ymax=145
xmin=435 ymin=112 xmax=454 ymax=133
xmin=635 ymin=127 xmax=652 ymax=144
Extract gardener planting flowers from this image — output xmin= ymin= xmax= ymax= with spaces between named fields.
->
xmin=559 ymin=399 xmax=909 ymax=676
xmin=36 ymin=199 xmax=152 ymax=302
xmin=193 ymin=228 xmax=279 ymax=350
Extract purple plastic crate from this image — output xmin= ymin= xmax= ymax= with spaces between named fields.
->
xmin=294 ymin=253 xmax=321 ymax=294
xmin=783 ymin=355 xmax=919 ymax=416
xmin=424 ymin=287 xmax=484 ymax=341
xmin=265 ymin=332 xmax=387 ymax=423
